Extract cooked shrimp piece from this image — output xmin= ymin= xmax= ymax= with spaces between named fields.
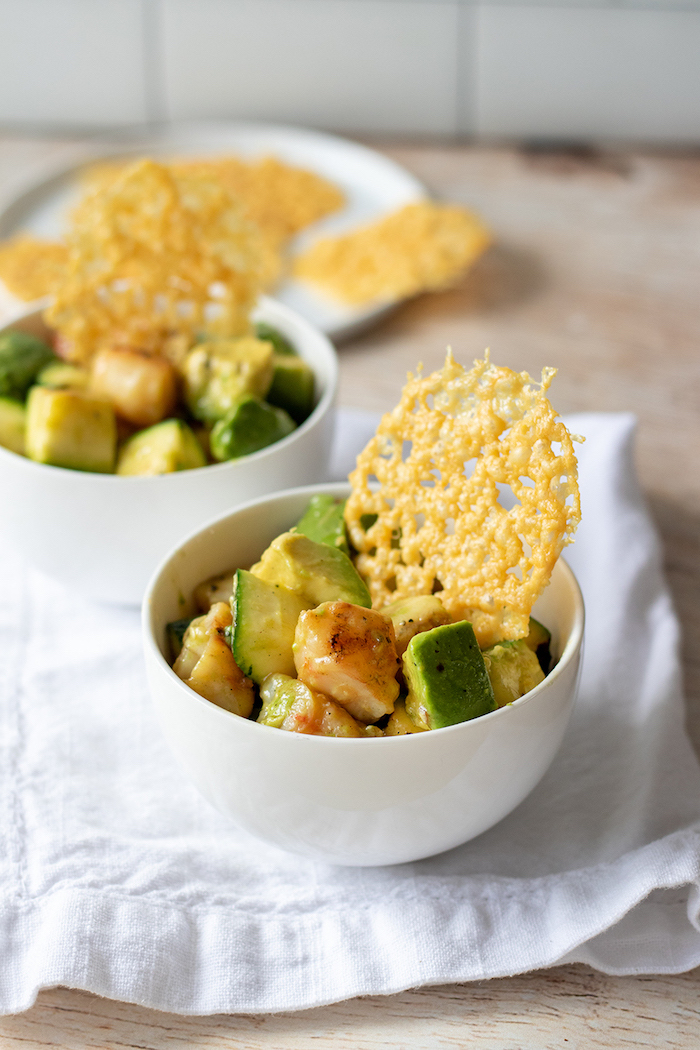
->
xmin=293 ymin=601 xmax=400 ymax=723
xmin=174 ymin=602 xmax=254 ymax=717
xmin=258 ymin=673 xmax=367 ymax=737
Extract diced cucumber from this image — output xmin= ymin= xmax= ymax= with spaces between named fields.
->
xmin=266 ymin=354 xmax=315 ymax=424
xmin=230 ymin=569 xmax=310 ymax=684
xmin=209 ymin=396 xmax=295 ymax=461
xmin=167 ymin=618 xmax=193 ymax=661
xmin=254 ymin=322 xmax=297 ymax=356
xmin=525 ymin=617 xmax=551 ymax=651
xmin=0 ymin=396 xmax=26 ymax=455
xmin=0 ymin=329 xmax=56 ymax=401
xmin=525 ymin=616 xmax=552 ymax=674
xmin=295 ymin=494 xmax=349 ymax=555
xmin=404 ymin=620 xmax=496 ymax=729
xmin=116 ymin=419 xmax=206 ymax=476
xmin=25 ymin=386 xmax=116 ymax=472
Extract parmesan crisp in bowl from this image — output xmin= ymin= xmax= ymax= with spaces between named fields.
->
xmin=143 ymin=352 xmax=585 ymax=865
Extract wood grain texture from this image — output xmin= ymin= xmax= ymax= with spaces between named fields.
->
xmin=0 ymin=135 xmax=698 ymax=1046
xmin=1 ymin=967 xmax=700 ymax=1049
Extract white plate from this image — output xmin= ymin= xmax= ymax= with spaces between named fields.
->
xmin=0 ymin=121 xmax=427 ymax=341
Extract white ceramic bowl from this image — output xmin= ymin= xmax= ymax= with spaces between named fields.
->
xmin=0 ymin=297 xmax=337 ymax=604
xmin=143 ymin=483 xmax=585 ymax=867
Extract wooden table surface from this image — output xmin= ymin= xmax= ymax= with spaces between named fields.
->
xmin=0 ymin=135 xmax=698 ymax=1048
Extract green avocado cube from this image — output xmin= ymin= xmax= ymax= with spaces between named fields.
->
xmin=0 ymin=329 xmax=56 ymax=401
xmin=295 ymin=494 xmax=349 ymax=555
xmin=0 ymin=397 xmax=26 ymax=455
xmin=251 ymin=531 xmax=371 ymax=609
xmin=254 ymin=322 xmax=297 ymax=356
xmin=25 ymin=386 xmax=116 ymax=473
xmin=116 ymin=419 xmax=207 ymax=476
xmin=183 ymin=337 xmax=274 ymax=423
xmin=266 ymin=354 xmax=315 ymax=424
xmin=482 ymin=638 xmax=545 ymax=708
xmin=404 ymin=620 xmax=496 ymax=729
xmin=209 ymin=396 xmax=296 ymax=461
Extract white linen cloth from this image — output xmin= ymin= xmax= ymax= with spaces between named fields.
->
xmin=1 ymin=409 xmax=699 ymax=1016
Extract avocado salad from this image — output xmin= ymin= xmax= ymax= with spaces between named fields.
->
xmin=169 ymin=494 xmax=553 ymax=738
xmin=0 ymin=321 xmax=314 ymax=474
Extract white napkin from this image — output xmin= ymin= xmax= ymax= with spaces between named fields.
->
xmin=1 ymin=410 xmax=699 ymax=1016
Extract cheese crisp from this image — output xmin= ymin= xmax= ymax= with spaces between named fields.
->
xmin=345 ymin=351 xmax=582 ymax=647
xmin=294 ymin=201 xmax=491 ymax=305
xmin=45 ymin=159 xmax=277 ymax=363
xmin=84 ymin=155 xmax=345 ymax=249
xmin=0 ymin=234 xmax=68 ymax=301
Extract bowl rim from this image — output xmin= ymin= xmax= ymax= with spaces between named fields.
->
xmin=143 ymin=481 xmax=585 ymax=746
xmin=0 ymin=295 xmax=338 ymax=482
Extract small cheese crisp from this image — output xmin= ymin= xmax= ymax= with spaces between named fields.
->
xmin=45 ymin=159 xmax=277 ymax=363
xmin=168 ymin=155 xmax=345 ymax=248
xmin=345 ymin=351 xmax=582 ymax=648
xmin=294 ymin=201 xmax=491 ymax=305
xmin=84 ymin=154 xmax=345 ymax=250
xmin=0 ymin=234 xmax=68 ymax=300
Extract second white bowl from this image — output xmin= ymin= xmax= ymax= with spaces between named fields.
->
xmin=0 ymin=297 xmax=337 ymax=604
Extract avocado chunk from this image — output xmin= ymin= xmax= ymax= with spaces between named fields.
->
xmin=251 ymin=531 xmax=371 ymax=608
xmin=266 ymin=354 xmax=315 ymax=423
xmin=0 ymin=329 xmax=56 ymax=401
xmin=482 ymin=638 xmax=545 ymax=708
xmin=381 ymin=594 xmax=451 ymax=657
xmin=0 ymin=397 xmax=26 ymax=455
xmin=230 ymin=568 xmax=310 ymax=684
xmin=183 ymin=337 xmax=274 ymax=423
xmin=295 ymin=494 xmax=349 ymax=555
xmin=258 ymin=673 xmax=366 ymax=737
xmin=116 ymin=419 xmax=206 ymax=476
xmin=25 ymin=386 xmax=116 ymax=472
xmin=209 ymin=396 xmax=295 ymax=461
xmin=36 ymin=361 xmax=90 ymax=391
xmin=254 ymin=322 xmax=296 ymax=356
xmin=404 ymin=620 xmax=496 ymax=730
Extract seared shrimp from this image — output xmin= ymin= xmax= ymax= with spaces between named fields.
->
xmin=293 ymin=601 xmax=399 ymax=723
xmin=174 ymin=602 xmax=254 ymax=717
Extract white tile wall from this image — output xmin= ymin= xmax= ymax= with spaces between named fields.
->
xmin=0 ymin=0 xmax=149 ymax=127
xmin=0 ymin=0 xmax=700 ymax=140
xmin=159 ymin=0 xmax=461 ymax=135
xmin=473 ymin=7 xmax=700 ymax=140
